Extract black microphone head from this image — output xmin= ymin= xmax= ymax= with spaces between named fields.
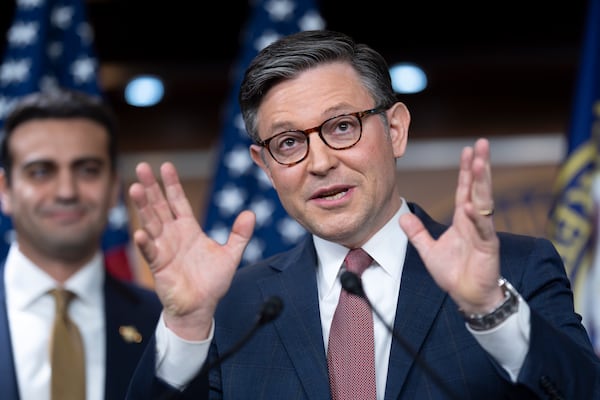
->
xmin=258 ymin=296 xmax=283 ymax=325
xmin=340 ymin=270 xmax=365 ymax=297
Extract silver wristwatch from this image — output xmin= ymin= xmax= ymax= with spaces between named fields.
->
xmin=459 ymin=277 xmax=520 ymax=331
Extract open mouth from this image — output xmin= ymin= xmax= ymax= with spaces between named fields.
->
xmin=318 ymin=188 xmax=348 ymax=201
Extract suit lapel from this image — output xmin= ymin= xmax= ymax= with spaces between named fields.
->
xmin=0 ymin=262 xmax=20 ymax=400
xmin=103 ymin=275 xmax=157 ymax=400
xmin=384 ymin=203 xmax=448 ymax=399
xmin=258 ymin=239 xmax=331 ymax=399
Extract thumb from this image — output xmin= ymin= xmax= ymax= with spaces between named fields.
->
xmin=227 ymin=210 xmax=256 ymax=254
xmin=399 ymin=213 xmax=434 ymax=254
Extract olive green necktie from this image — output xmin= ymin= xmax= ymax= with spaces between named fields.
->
xmin=49 ymin=288 xmax=85 ymax=400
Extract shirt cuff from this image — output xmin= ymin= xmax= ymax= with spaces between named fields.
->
xmin=467 ymin=296 xmax=531 ymax=382
xmin=155 ymin=312 xmax=214 ymax=389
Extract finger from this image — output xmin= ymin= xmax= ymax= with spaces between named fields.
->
xmin=160 ymin=162 xmax=196 ymax=219
xmin=132 ymin=228 xmax=158 ymax=266
xmin=136 ymin=162 xmax=175 ymax=224
xmin=471 ymin=138 xmax=493 ymax=209
xmin=464 ymin=139 xmax=497 ymax=238
xmin=466 ymin=139 xmax=495 ymax=222
xmin=455 ymin=145 xmax=474 ymax=209
xmin=129 ymin=166 xmax=164 ymax=238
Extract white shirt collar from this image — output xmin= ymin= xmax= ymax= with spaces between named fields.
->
xmin=314 ymin=198 xmax=411 ymax=297
xmin=4 ymin=243 xmax=105 ymax=311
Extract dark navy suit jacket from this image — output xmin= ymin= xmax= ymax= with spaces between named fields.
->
xmin=0 ymin=261 xmax=162 ymax=400
xmin=128 ymin=203 xmax=600 ymax=399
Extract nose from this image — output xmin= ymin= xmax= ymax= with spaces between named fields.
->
xmin=55 ymin=170 xmax=78 ymax=200
xmin=305 ymin=135 xmax=338 ymax=173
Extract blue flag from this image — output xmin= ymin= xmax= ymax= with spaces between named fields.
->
xmin=547 ymin=0 xmax=600 ymax=353
xmin=0 ymin=0 xmax=135 ymax=281
xmin=202 ymin=0 xmax=325 ymax=265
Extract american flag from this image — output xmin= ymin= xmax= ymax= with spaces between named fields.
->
xmin=0 ymin=0 xmax=135 ymax=281
xmin=547 ymin=0 xmax=600 ymax=354
xmin=202 ymin=0 xmax=325 ymax=265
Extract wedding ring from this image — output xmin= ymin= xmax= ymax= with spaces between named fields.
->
xmin=478 ymin=208 xmax=495 ymax=216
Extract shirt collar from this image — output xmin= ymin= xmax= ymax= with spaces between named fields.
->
xmin=314 ymin=198 xmax=411 ymax=297
xmin=4 ymin=243 xmax=105 ymax=310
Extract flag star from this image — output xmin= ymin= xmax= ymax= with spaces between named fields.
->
xmin=51 ymin=6 xmax=74 ymax=30
xmin=234 ymin=113 xmax=246 ymax=131
xmin=108 ymin=203 xmax=130 ymax=229
xmin=207 ymin=224 xmax=230 ymax=245
xmin=249 ymin=197 xmax=275 ymax=227
xmin=278 ymin=217 xmax=306 ymax=243
xmin=265 ymin=0 xmax=295 ymax=21
xmin=0 ymin=97 xmax=17 ymax=120
xmin=243 ymin=238 xmax=265 ymax=262
xmin=0 ymin=58 xmax=31 ymax=85
xmin=17 ymin=0 xmax=44 ymax=8
xmin=254 ymin=30 xmax=282 ymax=52
xmin=7 ymin=22 xmax=38 ymax=47
xmin=299 ymin=10 xmax=326 ymax=31
xmin=224 ymin=146 xmax=254 ymax=176
xmin=254 ymin=167 xmax=273 ymax=188
xmin=70 ymin=56 xmax=97 ymax=84
xmin=215 ymin=184 xmax=247 ymax=216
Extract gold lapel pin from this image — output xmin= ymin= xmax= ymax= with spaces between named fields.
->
xmin=119 ymin=325 xmax=142 ymax=343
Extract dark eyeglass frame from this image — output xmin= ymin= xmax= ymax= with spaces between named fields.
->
xmin=257 ymin=107 xmax=387 ymax=166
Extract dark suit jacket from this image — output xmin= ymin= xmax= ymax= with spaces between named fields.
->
xmin=128 ymin=203 xmax=600 ymax=399
xmin=0 ymin=261 xmax=162 ymax=400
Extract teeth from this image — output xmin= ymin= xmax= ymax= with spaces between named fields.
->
xmin=322 ymin=190 xmax=347 ymax=200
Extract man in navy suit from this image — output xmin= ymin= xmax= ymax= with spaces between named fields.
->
xmin=127 ymin=30 xmax=600 ymax=399
xmin=0 ymin=89 xmax=162 ymax=400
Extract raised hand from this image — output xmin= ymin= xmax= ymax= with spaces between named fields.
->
xmin=129 ymin=161 xmax=256 ymax=340
xmin=399 ymin=138 xmax=504 ymax=313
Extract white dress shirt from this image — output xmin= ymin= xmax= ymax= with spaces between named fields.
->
xmin=156 ymin=199 xmax=530 ymax=394
xmin=4 ymin=244 xmax=106 ymax=400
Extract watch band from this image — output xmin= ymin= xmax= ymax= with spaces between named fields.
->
xmin=459 ymin=277 xmax=520 ymax=331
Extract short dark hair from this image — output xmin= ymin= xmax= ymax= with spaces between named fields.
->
xmin=239 ymin=30 xmax=398 ymax=142
xmin=0 ymin=89 xmax=118 ymax=182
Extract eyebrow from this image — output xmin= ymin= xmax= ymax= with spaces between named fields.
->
xmin=21 ymin=156 xmax=106 ymax=169
xmin=267 ymin=103 xmax=362 ymax=134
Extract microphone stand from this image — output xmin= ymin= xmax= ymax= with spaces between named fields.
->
xmin=160 ymin=296 xmax=283 ymax=400
xmin=341 ymin=271 xmax=460 ymax=400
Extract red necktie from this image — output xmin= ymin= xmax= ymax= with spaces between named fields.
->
xmin=327 ymin=248 xmax=376 ymax=400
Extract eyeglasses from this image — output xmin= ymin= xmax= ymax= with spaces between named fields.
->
xmin=257 ymin=107 xmax=387 ymax=166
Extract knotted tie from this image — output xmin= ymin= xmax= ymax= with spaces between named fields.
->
xmin=49 ymin=288 xmax=85 ymax=400
xmin=327 ymin=248 xmax=376 ymax=400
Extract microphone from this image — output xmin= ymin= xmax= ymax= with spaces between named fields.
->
xmin=166 ymin=296 xmax=284 ymax=399
xmin=340 ymin=271 xmax=460 ymax=400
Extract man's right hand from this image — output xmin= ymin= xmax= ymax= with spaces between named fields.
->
xmin=128 ymin=161 xmax=255 ymax=340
